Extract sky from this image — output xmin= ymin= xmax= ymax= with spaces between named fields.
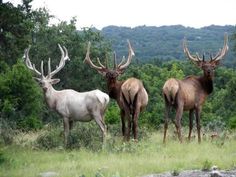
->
xmin=8 ymin=0 xmax=236 ymax=30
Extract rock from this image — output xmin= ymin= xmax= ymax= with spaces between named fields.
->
xmin=38 ymin=171 xmax=59 ymax=177
xmin=210 ymin=170 xmax=223 ymax=177
xmin=211 ymin=166 xmax=218 ymax=171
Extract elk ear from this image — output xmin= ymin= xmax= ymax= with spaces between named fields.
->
xmin=51 ymin=78 xmax=60 ymax=85
xmin=97 ymin=70 xmax=107 ymax=77
xmin=212 ymin=60 xmax=221 ymax=67
xmin=116 ymin=69 xmax=125 ymax=75
xmin=194 ymin=61 xmax=203 ymax=68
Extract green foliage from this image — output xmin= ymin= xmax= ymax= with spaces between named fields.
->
xmin=105 ymin=101 xmax=120 ymax=124
xmin=35 ymin=127 xmax=63 ymax=150
xmin=202 ymin=160 xmax=212 ymax=171
xmin=35 ymin=122 xmax=104 ymax=150
xmin=0 ymin=1 xmax=34 ymax=66
xmin=228 ymin=116 xmax=236 ymax=129
xmin=0 ymin=149 xmax=7 ymax=165
xmin=0 ymin=60 xmax=43 ymax=130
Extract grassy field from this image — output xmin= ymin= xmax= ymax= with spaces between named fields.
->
xmin=0 ymin=128 xmax=236 ymax=177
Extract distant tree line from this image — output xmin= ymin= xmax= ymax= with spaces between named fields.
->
xmin=101 ymin=25 xmax=236 ymax=68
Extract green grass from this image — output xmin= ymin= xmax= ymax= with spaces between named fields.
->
xmin=1 ymin=131 xmax=236 ymax=177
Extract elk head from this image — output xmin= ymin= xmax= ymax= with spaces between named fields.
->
xmin=183 ymin=34 xmax=228 ymax=79
xmin=84 ymin=40 xmax=135 ymax=85
xmin=23 ymin=44 xmax=70 ymax=92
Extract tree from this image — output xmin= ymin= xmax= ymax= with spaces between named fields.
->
xmin=0 ymin=1 xmax=34 ymax=65
xmin=0 ymin=60 xmax=43 ymax=130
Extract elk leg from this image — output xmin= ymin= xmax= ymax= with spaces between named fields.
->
xmin=120 ymin=110 xmax=126 ymax=137
xmin=132 ymin=107 xmax=140 ymax=141
xmin=63 ymin=117 xmax=70 ymax=146
xmin=174 ymin=105 xmax=183 ymax=143
xmin=94 ymin=114 xmax=106 ymax=141
xmin=69 ymin=120 xmax=74 ymax=130
xmin=126 ymin=115 xmax=131 ymax=141
xmin=195 ymin=107 xmax=201 ymax=143
xmin=163 ymin=101 xmax=170 ymax=143
xmin=188 ymin=109 xmax=194 ymax=141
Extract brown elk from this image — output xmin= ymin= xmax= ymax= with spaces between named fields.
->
xmin=84 ymin=40 xmax=148 ymax=141
xmin=163 ymin=34 xmax=228 ymax=143
xmin=23 ymin=44 xmax=109 ymax=146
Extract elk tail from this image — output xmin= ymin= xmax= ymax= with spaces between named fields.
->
xmin=163 ymin=79 xmax=179 ymax=105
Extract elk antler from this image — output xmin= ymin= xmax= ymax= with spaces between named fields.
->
xmin=23 ymin=46 xmax=42 ymax=77
xmin=83 ymin=41 xmax=108 ymax=74
xmin=84 ymin=40 xmax=135 ymax=74
xmin=211 ymin=33 xmax=228 ymax=62
xmin=117 ymin=40 xmax=135 ymax=71
xmin=23 ymin=44 xmax=69 ymax=79
xmin=48 ymin=44 xmax=70 ymax=78
xmin=183 ymin=34 xmax=229 ymax=63
xmin=183 ymin=37 xmax=202 ymax=62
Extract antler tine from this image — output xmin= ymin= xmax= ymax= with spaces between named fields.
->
xmin=47 ymin=58 xmax=51 ymax=78
xmin=49 ymin=44 xmax=70 ymax=78
xmin=41 ymin=60 xmax=44 ymax=77
xmin=83 ymin=41 xmax=107 ymax=72
xmin=212 ymin=33 xmax=229 ymax=61
xmin=117 ymin=56 xmax=126 ymax=68
xmin=23 ymin=46 xmax=42 ymax=76
xmin=117 ymin=39 xmax=135 ymax=70
xmin=195 ymin=52 xmax=202 ymax=61
xmin=97 ymin=57 xmax=106 ymax=68
xmin=62 ymin=46 xmax=70 ymax=61
xmin=113 ymin=51 xmax=117 ymax=69
xmin=183 ymin=37 xmax=200 ymax=62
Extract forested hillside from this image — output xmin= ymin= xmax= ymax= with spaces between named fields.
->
xmin=101 ymin=25 xmax=236 ymax=67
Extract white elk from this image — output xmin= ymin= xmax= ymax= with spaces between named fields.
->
xmin=23 ymin=44 xmax=109 ymax=145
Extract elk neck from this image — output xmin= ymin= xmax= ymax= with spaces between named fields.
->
xmin=43 ymin=85 xmax=58 ymax=109
xmin=107 ymin=80 xmax=124 ymax=100
xmin=199 ymin=74 xmax=214 ymax=94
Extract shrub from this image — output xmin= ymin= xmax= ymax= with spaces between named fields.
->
xmin=0 ymin=61 xmax=43 ymax=130
xmin=0 ymin=119 xmax=16 ymax=145
xmin=35 ymin=127 xmax=63 ymax=150
xmin=35 ymin=122 xmax=104 ymax=150
xmin=228 ymin=116 xmax=236 ymax=129
xmin=202 ymin=160 xmax=212 ymax=171
xmin=0 ymin=149 xmax=6 ymax=165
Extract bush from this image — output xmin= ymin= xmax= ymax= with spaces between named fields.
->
xmin=35 ymin=127 xmax=63 ymax=150
xmin=0 ymin=119 xmax=16 ymax=145
xmin=0 ymin=149 xmax=7 ymax=165
xmin=228 ymin=116 xmax=236 ymax=129
xmin=35 ymin=122 xmax=104 ymax=150
xmin=202 ymin=160 xmax=212 ymax=171
xmin=17 ymin=115 xmax=43 ymax=131
xmin=0 ymin=60 xmax=43 ymax=130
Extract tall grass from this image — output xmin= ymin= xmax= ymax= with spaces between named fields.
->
xmin=0 ymin=125 xmax=236 ymax=177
